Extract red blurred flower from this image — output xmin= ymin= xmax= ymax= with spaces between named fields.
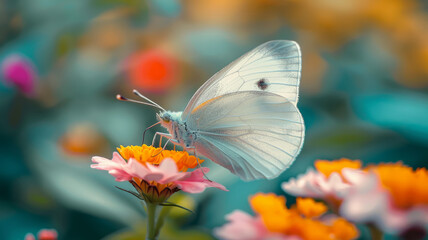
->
xmin=124 ymin=49 xmax=180 ymax=94
xmin=25 ymin=229 xmax=57 ymax=240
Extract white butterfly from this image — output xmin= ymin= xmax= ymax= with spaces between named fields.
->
xmin=118 ymin=40 xmax=305 ymax=181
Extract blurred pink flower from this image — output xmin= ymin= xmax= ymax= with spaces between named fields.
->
xmin=24 ymin=234 xmax=35 ymax=240
xmin=281 ymin=169 xmax=355 ymax=200
xmin=1 ymin=54 xmax=37 ymax=97
xmin=25 ymin=229 xmax=57 ymax=240
xmin=340 ymin=169 xmax=428 ymax=234
xmin=91 ymin=152 xmax=227 ymax=194
xmin=214 ymin=210 xmax=298 ymax=240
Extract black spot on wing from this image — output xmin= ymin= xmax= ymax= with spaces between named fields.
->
xmin=256 ymin=78 xmax=269 ymax=90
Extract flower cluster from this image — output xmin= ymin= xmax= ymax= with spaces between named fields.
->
xmin=92 ymin=145 xmax=227 ymax=203
xmin=215 ymin=193 xmax=359 ymax=240
xmin=282 ymin=159 xmax=428 ymax=238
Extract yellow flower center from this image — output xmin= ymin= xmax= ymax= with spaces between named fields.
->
xmin=369 ymin=163 xmax=428 ymax=210
xmin=117 ymin=145 xmax=203 ymax=172
xmin=315 ymin=158 xmax=362 ymax=178
xmin=249 ymin=193 xmax=359 ymax=240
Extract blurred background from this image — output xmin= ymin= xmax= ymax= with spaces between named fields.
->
xmin=1 ymin=0 xmax=427 ymax=239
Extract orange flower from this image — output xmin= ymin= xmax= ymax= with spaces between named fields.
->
xmin=248 ymin=193 xmax=359 ymax=240
xmin=250 ymin=193 xmax=292 ymax=233
xmin=368 ymin=163 xmax=428 ymax=210
xmin=331 ymin=218 xmax=361 ymax=240
xmin=296 ymin=197 xmax=328 ymax=218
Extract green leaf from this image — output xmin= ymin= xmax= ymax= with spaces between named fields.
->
xmin=115 ymin=186 xmax=144 ymax=201
xmin=160 ymin=201 xmax=194 ymax=213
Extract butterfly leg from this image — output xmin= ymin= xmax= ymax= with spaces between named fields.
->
xmin=152 ymin=138 xmax=171 ymax=157
xmin=152 ymin=132 xmax=172 ymax=147
xmin=142 ymin=122 xmax=161 ymax=145
xmin=151 ymin=138 xmax=180 ymax=157
xmin=187 ymin=146 xmax=211 ymax=181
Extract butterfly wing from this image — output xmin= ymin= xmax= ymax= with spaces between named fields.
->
xmin=182 ymin=40 xmax=301 ymax=121
xmin=187 ymin=91 xmax=304 ymax=180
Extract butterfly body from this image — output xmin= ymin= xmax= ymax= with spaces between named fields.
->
xmin=157 ymin=111 xmax=197 ymax=149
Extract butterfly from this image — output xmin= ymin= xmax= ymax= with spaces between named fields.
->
xmin=118 ymin=40 xmax=305 ymax=181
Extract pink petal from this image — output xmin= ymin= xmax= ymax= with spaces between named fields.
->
xmin=91 ymin=153 xmax=186 ymax=184
xmin=214 ymin=210 xmax=268 ymax=240
xmin=149 ymin=158 xmax=187 ymax=183
xmin=91 ymin=153 xmax=133 ymax=181
xmin=111 ymin=152 xmax=127 ymax=164
xmin=174 ymin=167 xmax=228 ymax=193
xmin=342 ymin=168 xmax=368 ymax=185
xmin=149 ymin=158 xmax=178 ymax=176
xmin=282 ymin=169 xmax=352 ymax=200
xmin=282 ymin=170 xmax=327 ymax=198
xmin=127 ymin=158 xmax=162 ymax=181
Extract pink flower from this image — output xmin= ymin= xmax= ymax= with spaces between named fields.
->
xmin=340 ymin=169 xmax=428 ymax=234
xmin=281 ymin=169 xmax=354 ymax=200
xmin=91 ymin=152 xmax=227 ymax=194
xmin=1 ymin=54 xmax=37 ymax=97
xmin=25 ymin=229 xmax=57 ymax=240
xmin=214 ymin=210 xmax=298 ymax=240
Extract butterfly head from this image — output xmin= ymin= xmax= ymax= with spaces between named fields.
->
xmin=157 ymin=111 xmax=183 ymax=137
xmin=158 ymin=111 xmax=181 ymax=121
xmin=157 ymin=111 xmax=171 ymax=123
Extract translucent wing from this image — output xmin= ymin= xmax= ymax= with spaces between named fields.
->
xmin=182 ymin=40 xmax=301 ymax=121
xmin=188 ymin=91 xmax=304 ymax=180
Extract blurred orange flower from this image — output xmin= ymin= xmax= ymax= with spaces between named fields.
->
xmin=60 ymin=123 xmax=109 ymax=156
xmin=315 ymin=158 xmax=362 ymax=178
xmin=216 ymin=193 xmax=359 ymax=240
xmin=125 ymin=49 xmax=180 ymax=94
xmin=368 ymin=163 xmax=428 ymax=210
xmin=284 ymin=158 xmax=428 ymax=236
xmin=296 ymin=197 xmax=328 ymax=218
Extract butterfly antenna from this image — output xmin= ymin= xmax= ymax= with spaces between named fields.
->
xmin=132 ymin=89 xmax=166 ymax=111
xmin=116 ymin=94 xmax=164 ymax=111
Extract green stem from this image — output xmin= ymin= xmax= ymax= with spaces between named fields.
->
xmin=368 ymin=224 xmax=383 ymax=240
xmin=145 ymin=202 xmax=158 ymax=240
xmin=154 ymin=205 xmax=171 ymax=237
